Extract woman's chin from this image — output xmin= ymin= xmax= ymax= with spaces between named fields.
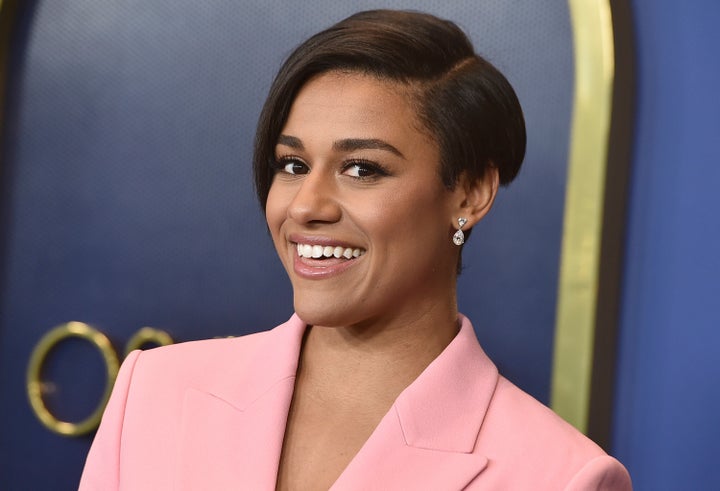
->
xmin=294 ymin=306 xmax=341 ymax=328
xmin=293 ymin=298 xmax=361 ymax=329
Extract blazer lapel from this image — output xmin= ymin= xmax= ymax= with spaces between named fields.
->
xmin=175 ymin=315 xmax=306 ymax=491
xmin=331 ymin=315 xmax=499 ymax=491
xmin=172 ymin=313 xmax=498 ymax=490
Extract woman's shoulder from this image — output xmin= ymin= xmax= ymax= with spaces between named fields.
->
xmin=111 ymin=331 xmax=263 ymax=400
xmin=474 ymin=375 xmax=631 ymax=489
xmin=138 ymin=328 xmax=271 ymax=364
xmin=132 ymin=313 xmax=304 ymax=370
xmin=486 ymin=375 xmax=604 ymax=455
xmin=119 ymin=314 xmax=305 ymax=393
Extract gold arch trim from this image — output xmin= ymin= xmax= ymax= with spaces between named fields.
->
xmin=550 ymin=0 xmax=615 ymax=432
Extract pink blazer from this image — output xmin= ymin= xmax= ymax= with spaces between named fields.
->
xmin=79 ymin=314 xmax=631 ymax=490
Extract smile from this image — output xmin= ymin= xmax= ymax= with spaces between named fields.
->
xmin=291 ymin=241 xmax=366 ymax=280
xmin=295 ymin=243 xmax=366 ymax=259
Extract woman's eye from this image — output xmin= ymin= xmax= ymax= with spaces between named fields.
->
xmin=343 ymin=160 xmax=387 ymax=179
xmin=275 ymin=158 xmax=309 ymax=175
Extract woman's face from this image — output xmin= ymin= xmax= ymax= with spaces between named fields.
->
xmin=266 ymin=72 xmax=463 ymax=329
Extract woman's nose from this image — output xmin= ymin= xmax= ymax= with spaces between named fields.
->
xmin=287 ymin=172 xmax=341 ymax=224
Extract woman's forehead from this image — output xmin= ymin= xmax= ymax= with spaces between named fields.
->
xmin=279 ymin=72 xmax=431 ymax=147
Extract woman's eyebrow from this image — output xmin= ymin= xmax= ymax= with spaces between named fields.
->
xmin=277 ymin=134 xmax=304 ymax=149
xmin=333 ymin=138 xmax=405 ymax=158
xmin=276 ymin=135 xmax=405 ymax=159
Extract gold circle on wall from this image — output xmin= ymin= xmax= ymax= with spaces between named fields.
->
xmin=26 ymin=322 xmax=119 ymax=437
xmin=124 ymin=326 xmax=173 ymax=356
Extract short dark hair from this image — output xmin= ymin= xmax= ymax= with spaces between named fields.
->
xmin=254 ymin=9 xmax=526 ymax=235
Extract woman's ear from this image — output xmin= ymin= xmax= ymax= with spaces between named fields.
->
xmin=452 ymin=166 xmax=499 ymax=228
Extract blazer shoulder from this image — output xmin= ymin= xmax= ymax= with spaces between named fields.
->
xmin=138 ymin=328 xmax=271 ymax=363
xmin=82 ymin=314 xmax=305 ymax=490
xmin=564 ymin=455 xmax=633 ymax=491
xmin=485 ymin=376 xmax=606 ymax=455
xmin=473 ymin=376 xmax=631 ymax=489
xmin=122 ymin=328 xmax=271 ymax=389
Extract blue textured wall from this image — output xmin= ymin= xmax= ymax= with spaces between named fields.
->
xmin=612 ymin=1 xmax=720 ymax=489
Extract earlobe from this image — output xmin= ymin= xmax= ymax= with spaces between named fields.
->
xmin=454 ymin=167 xmax=499 ymax=228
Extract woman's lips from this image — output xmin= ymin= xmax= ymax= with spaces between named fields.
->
xmin=296 ymin=243 xmax=365 ymax=259
xmin=291 ymin=241 xmax=366 ymax=279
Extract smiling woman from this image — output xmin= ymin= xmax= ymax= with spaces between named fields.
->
xmin=79 ymin=10 xmax=631 ymax=491
xmin=267 ymin=72 xmax=474 ymax=334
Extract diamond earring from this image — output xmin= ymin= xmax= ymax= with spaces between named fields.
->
xmin=452 ymin=218 xmax=468 ymax=246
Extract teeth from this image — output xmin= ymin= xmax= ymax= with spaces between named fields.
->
xmin=312 ymin=245 xmax=323 ymax=258
xmin=302 ymin=244 xmax=313 ymax=257
xmin=295 ymin=243 xmax=366 ymax=259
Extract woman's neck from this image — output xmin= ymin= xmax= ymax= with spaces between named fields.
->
xmin=296 ymin=301 xmax=460 ymax=409
xmin=276 ymin=301 xmax=460 ymax=491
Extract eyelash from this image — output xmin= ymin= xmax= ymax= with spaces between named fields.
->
xmin=272 ymin=156 xmax=391 ymax=181
xmin=342 ymin=159 xmax=390 ymax=180
xmin=272 ymin=155 xmax=308 ymax=175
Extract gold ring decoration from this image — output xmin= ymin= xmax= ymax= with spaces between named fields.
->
xmin=26 ymin=322 xmax=120 ymax=436
xmin=124 ymin=326 xmax=173 ymax=356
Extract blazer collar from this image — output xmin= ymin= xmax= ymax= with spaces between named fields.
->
xmin=176 ymin=313 xmax=499 ymax=490
xmin=331 ymin=314 xmax=499 ymax=490
xmin=175 ymin=314 xmax=306 ymax=491
xmin=394 ymin=313 xmax=499 ymax=452
xmin=217 ymin=313 xmax=307 ymax=409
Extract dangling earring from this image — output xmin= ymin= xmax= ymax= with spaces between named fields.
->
xmin=452 ymin=218 xmax=468 ymax=246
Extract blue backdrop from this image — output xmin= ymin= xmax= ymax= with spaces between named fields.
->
xmin=612 ymin=1 xmax=720 ymax=489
